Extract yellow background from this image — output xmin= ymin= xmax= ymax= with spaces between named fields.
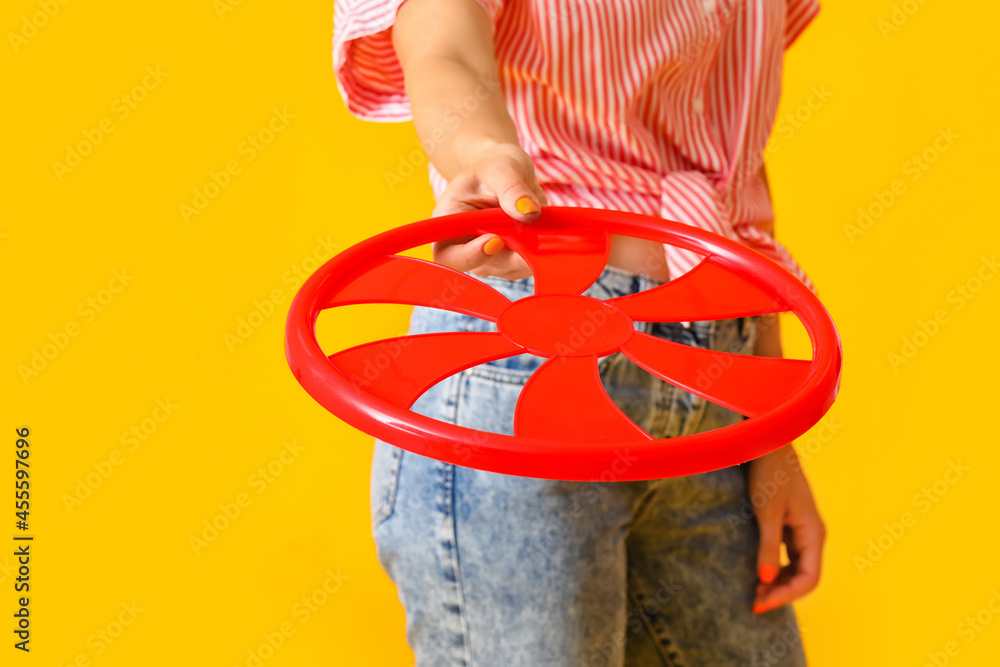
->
xmin=3 ymin=0 xmax=998 ymax=664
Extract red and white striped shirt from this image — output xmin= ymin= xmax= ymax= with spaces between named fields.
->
xmin=333 ymin=0 xmax=821 ymax=293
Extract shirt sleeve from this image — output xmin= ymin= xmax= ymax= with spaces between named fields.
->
xmin=332 ymin=0 xmax=505 ymax=122
xmin=783 ymin=0 xmax=821 ymax=50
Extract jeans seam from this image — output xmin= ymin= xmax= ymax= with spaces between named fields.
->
xmin=626 ymin=584 xmax=683 ymax=666
xmin=440 ymin=459 xmax=473 ymax=666
xmin=372 ymin=444 xmax=403 ymax=533
xmin=442 ymin=373 xmax=461 ymax=425
xmin=627 ymin=482 xmax=659 ymax=530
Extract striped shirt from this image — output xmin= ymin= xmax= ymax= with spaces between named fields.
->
xmin=332 ymin=0 xmax=821 ymax=293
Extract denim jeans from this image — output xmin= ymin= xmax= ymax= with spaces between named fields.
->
xmin=369 ymin=264 xmax=807 ymax=666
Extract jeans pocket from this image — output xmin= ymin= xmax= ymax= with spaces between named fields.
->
xmin=458 ymin=363 xmax=537 ymax=436
xmin=370 ymin=438 xmax=403 ymax=532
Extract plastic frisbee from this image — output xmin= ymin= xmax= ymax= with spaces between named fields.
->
xmin=284 ymin=207 xmax=842 ymax=481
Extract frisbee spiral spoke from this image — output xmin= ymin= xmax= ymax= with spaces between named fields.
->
xmin=323 ymin=255 xmax=511 ymax=321
xmin=501 ymin=227 xmax=611 ymax=296
xmin=619 ymin=332 xmax=813 ymax=418
xmin=513 ymin=355 xmax=652 ymax=443
xmin=328 ymin=331 xmax=527 ymax=409
xmin=607 ymin=255 xmax=790 ymax=321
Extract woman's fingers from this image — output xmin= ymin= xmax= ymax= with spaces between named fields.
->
xmin=431 ymin=171 xmax=482 ymax=218
xmin=431 ymin=233 xmax=532 ymax=279
xmin=754 ymin=499 xmax=784 ymax=589
xmin=753 ymin=516 xmax=825 ymax=613
xmin=475 ymin=155 xmax=543 ymax=224
xmin=471 ymin=241 xmax=532 ymax=279
xmin=424 ymin=142 xmax=545 ymax=278
xmin=432 ymin=233 xmax=505 ymax=273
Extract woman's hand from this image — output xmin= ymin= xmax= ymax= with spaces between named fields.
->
xmin=430 ymin=142 xmax=547 ymax=279
xmin=748 ymin=443 xmax=826 ymax=614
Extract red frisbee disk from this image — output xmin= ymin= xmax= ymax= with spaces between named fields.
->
xmin=285 ymin=207 xmax=842 ymax=481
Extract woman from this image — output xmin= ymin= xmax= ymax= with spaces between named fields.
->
xmin=333 ymin=0 xmax=826 ymax=664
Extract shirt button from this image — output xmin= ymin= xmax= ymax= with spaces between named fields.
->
xmin=692 ymin=96 xmax=705 ymax=114
xmin=703 ymin=0 xmax=717 ymax=13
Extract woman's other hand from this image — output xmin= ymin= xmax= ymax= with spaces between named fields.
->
xmin=748 ymin=443 xmax=826 ymax=614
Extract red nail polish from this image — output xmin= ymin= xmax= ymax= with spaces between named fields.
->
xmin=758 ymin=563 xmax=778 ymax=584
xmin=753 ymin=601 xmax=768 ymax=614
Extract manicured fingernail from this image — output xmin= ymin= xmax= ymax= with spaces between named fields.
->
xmin=483 ymin=237 xmax=505 ymax=255
xmin=515 ymin=196 xmax=539 ymax=215
xmin=758 ymin=563 xmax=778 ymax=584
xmin=753 ymin=601 xmax=769 ymax=614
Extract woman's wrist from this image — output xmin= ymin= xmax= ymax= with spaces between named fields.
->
xmin=411 ymin=110 xmax=522 ymax=180
xmin=452 ymin=134 xmax=517 ymax=174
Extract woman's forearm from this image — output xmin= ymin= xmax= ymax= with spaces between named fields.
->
xmin=393 ymin=0 xmax=520 ymax=180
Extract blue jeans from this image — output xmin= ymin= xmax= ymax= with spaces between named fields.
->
xmin=370 ymin=264 xmax=807 ymax=666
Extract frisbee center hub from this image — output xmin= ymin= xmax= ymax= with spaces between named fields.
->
xmin=497 ymin=294 xmax=634 ymax=357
